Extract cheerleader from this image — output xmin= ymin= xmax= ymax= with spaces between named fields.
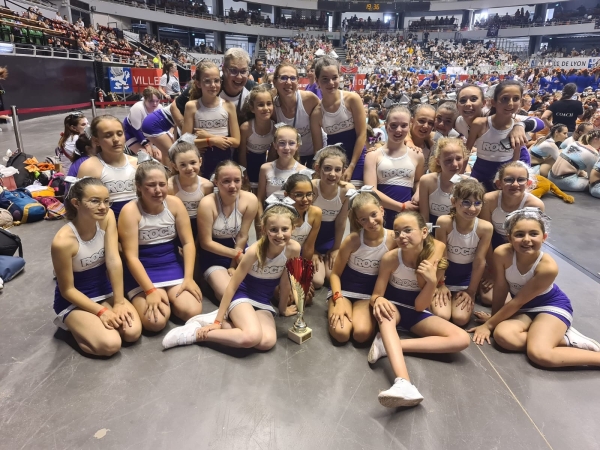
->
xmin=433 ymin=179 xmax=492 ymax=326
xmin=311 ymin=56 xmax=366 ymax=185
xmin=197 ymin=161 xmax=258 ymax=302
xmin=272 ymin=62 xmax=321 ymax=166
xmin=123 ymin=87 xmax=162 ymax=155
xmin=328 ymin=189 xmax=395 ymax=344
xmin=56 ymin=112 xmax=88 ymax=174
xmin=167 ymin=134 xmax=214 ymax=238
xmin=407 ymin=104 xmax=435 ymax=167
xmin=548 ymin=131 xmax=600 ymax=192
xmin=466 ymin=81 xmax=527 ymax=191
xmin=182 ymin=61 xmax=240 ymax=179
xmin=239 ymin=85 xmax=275 ymax=191
xmin=418 ymin=137 xmax=468 ymax=226
xmin=479 ymin=161 xmax=544 ymax=306
xmin=364 ymin=105 xmax=424 ymax=230
xmin=368 ymin=211 xmax=469 ymax=407
xmin=52 ymin=177 xmax=141 ymax=356
xmin=256 ymin=125 xmax=307 ymax=218
xmin=432 ymin=102 xmax=460 ymax=144
xmin=312 ymin=146 xmax=352 ymax=286
xmin=162 ymin=204 xmax=300 ymax=350
xmin=77 ymin=115 xmax=138 ymax=221
xmin=141 ymin=106 xmax=177 ymax=165
xmin=529 ymin=123 xmax=568 ymax=177
xmin=469 ymin=209 xmax=600 ymax=367
xmin=119 ymin=161 xmax=202 ymax=332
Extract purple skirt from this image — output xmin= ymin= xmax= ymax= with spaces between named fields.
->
xmin=315 ymin=220 xmax=336 ymax=254
xmin=54 ymin=264 xmax=113 ymax=314
xmin=246 ymin=151 xmax=266 ymax=188
xmin=445 ymin=261 xmax=473 ymax=291
xmin=385 ymin=284 xmax=432 ymax=331
xmin=198 ymin=236 xmax=236 ymax=273
xmin=328 ymin=266 xmax=378 ymax=301
xmin=377 ymin=184 xmax=412 ymax=229
xmin=201 ymin=146 xmax=234 ymax=179
xmin=516 ymin=284 xmax=573 ymax=328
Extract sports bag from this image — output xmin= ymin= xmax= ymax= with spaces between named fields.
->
xmin=0 ymin=227 xmax=22 ymax=257
xmin=48 ymin=172 xmax=66 ymax=198
xmin=7 ymin=151 xmax=34 ymax=188
xmin=0 ymin=188 xmax=46 ymax=223
xmin=38 ymin=197 xmax=66 ymax=220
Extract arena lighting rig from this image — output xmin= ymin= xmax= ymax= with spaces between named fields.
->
xmin=317 ymin=1 xmax=430 ymax=12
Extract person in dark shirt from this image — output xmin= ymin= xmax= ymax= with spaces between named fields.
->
xmin=542 ymin=83 xmax=584 ymax=133
xmin=250 ymin=59 xmax=266 ymax=84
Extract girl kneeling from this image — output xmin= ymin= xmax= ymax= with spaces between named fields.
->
xmin=368 ymin=211 xmax=470 ymax=407
xmin=52 ymin=178 xmax=141 ymax=356
xmin=162 ymin=204 xmax=301 ymax=350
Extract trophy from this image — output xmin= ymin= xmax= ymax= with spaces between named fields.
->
xmin=286 ymin=257 xmax=314 ymax=344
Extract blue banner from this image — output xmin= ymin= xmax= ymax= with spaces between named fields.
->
xmin=108 ymin=67 xmax=132 ymax=93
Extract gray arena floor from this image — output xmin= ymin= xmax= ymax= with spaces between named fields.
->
xmin=1 ymin=109 xmax=599 ymax=450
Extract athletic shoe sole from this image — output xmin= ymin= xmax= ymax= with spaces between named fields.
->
xmin=378 ymin=393 xmax=423 ymax=408
xmin=568 ymin=328 xmax=600 ymax=351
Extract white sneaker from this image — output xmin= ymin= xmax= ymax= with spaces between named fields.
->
xmin=564 ymin=327 xmax=600 ymax=352
xmin=162 ymin=323 xmax=201 ymax=349
xmin=185 ymin=309 xmax=218 ymax=326
xmin=378 ymin=378 xmax=424 ymax=408
xmin=368 ymin=332 xmax=387 ymax=364
xmin=0 ymin=277 xmax=4 ymax=289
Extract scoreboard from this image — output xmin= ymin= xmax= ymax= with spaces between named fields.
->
xmin=317 ymin=1 xmax=430 ymax=13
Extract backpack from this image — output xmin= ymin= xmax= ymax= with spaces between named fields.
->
xmin=0 ymin=189 xmax=46 ymax=223
xmin=0 ymin=227 xmax=22 ymax=257
xmin=7 ymin=151 xmax=34 ymax=188
xmin=48 ymin=173 xmax=66 ymax=198
xmin=38 ymin=197 xmax=66 ymax=220
xmin=0 ymin=208 xmax=13 ymax=229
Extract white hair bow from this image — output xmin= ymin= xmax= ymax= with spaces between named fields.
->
xmin=264 ymin=194 xmax=298 ymax=217
xmin=312 ymin=143 xmax=344 ymax=161
xmin=346 ymin=185 xmax=379 ymax=206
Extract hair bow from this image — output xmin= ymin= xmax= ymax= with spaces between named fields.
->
xmin=504 ymin=207 xmax=551 ymax=229
xmin=298 ymin=168 xmax=315 ymax=178
xmin=312 ymin=143 xmax=345 ymax=161
xmin=346 ymin=185 xmax=379 ymax=207
xmin=274 ymin=122 xmax=288 ymax=129
xmin=83 ymin=126 xmax=92 ymax=140
xmin=64 ymin=175 xmax=91 ymax=185
xmin=264 ymin=194 xmax=298 ymax=217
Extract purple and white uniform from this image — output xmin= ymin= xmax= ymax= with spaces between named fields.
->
xmin=123 ymin=101 xmax=152 ymax=147
xmin=506 ymin=251 xmax=573 ymax=327
xmin=246 ymin=119 xmax=274 ymax=189
xmin=445 ymin=218 xmax=480 ymax=292
xmin=376 ymin=148 xmax=415 ymax=229
xmin=194 ymin=98 xmax=231 ymax=179
xmin=312 ymin=181 xmax=343 ymax=254
xmin=96 ymin=154 xmax=136 ymax=221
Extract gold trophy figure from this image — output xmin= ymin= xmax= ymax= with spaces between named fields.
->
xmin=286 ymin=257 xmax=314 ymax=344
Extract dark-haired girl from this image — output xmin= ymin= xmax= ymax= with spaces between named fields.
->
xmin=57 ymin=112 xmax=88 ymax=174
xmin=529 ymin=123 xmax=568 ymax=177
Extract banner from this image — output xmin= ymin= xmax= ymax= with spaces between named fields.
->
xmin=341 ymin=66 xmax=358 ymax=74
xmin=108 ymin=67 xmax=132 ymax=93
xmin=190 ymin=53 xmax=224 ymax=65
xmin=353 ymin=73 xmax=366 ymax=90
xmin=529 ymin=57 xmax=600 ymax=69
xmin=298 ymin=77 xmax=310 ymax=91
xmin=129 ymin=68 xmax=178 ymax=93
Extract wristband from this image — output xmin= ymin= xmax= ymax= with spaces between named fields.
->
xmin=213 ymin=319 xmax=221 ymax=326
xmin=145 ymin=287 xmax=157 ymax=295
xmin=401 ymin=202 xmax=406 ymax=212
xmin=371 ymin=295 xmax=383 ymax=306
xmin=207 ymin=137 xmax=210 ymax=147
xmin=234 ymin=250 xmax=243 ymax=262
xmin=437 ymin=279 xmax=445 ymax=287
xmin=513 ymin=121 xmax=525 ymax=128
xmin=332 ymin=291 xmax=342 ymax=305
xmin=96 ymin=307 xmax=108 ymax=318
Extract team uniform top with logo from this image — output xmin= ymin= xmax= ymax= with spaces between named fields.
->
xmin=376 ymin=148 xmax=416 ymax=229
xmin=125 ymin=200 xmax=184 ymax=299
xmin=491 ymin=192 xmax=529 ymax=250
xmin=265 ymin=161 xmax=300 ymax=198
xmin=329 ymin=229 xmax=390 ymax=301
xmin=275 ymin=91 xmax=323 ymax=159
xmin=123 ymin=100 xmax=153 ymax=147
xmin=194 ymin=98 xmax=231 ymax=179
xmin=228 ymin=248 xmax=288 ymax=317
xmin=312 ymin=181 xmax=343 ymax=254
xmin=505 ymin=251 xmax=573 ymax=327
xmin=445 ymin=218 xmax=480 ymax=291
xmin=53 ymin=222 xmax=113 ymax=330
xmin=159 ymin=73 xmax=181 ymax=96
xmin=428 ymin=174 xmax=452 ymax=225
xmin=245 ymin=119 xmax=274 ymax=188
xmin=291 ymin=211 xmax=312 ymax=247
xmin=97 ymin=154 xmax=136 ymax=220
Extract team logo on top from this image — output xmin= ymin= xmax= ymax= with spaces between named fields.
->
xmin=252 ymin=263 xmax=284 ymax=276
xmin=139 ymin=225 xmax=176 ymax=241
xmin=381 ymin=168 xmax=413 ymax=179
xmin=198 ymin=119 xmax=228 ymax=129
xmin=214 ymin=226 xmax=239 ymax=238
xmin=447 ymin=245 xmax=476 ymax=257
xmin=268 ymin=177 xmax=286 ymax=187
xmin=352 ymin=256 xmax=380 ymax=269
xmin=183 ymin=200 xmax=199 ymax=211
xmin=430 ymin=202 xmax=451 ymax=214
xmin=81 ymin=248 xmax=105 ymax=268
xmin=509 ymin=282 xmax=522 ymax=293
xmin=247 ymin=142 xmax=272 ymax=153
xmin=106 ymin=179 xmax=134 ymax=193
xmin=391 ymin=275 xmax=419 ymax=289
xmin=482 ymin=142 xmax=512 ymax=154
xmin=321 ymin=209 xmax=338 ymax=217
xmin=324 ymin=118 xmax=354 ymax=134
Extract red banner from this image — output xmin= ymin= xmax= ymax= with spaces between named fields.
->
xmin=353 ymin=74 xmax=366 ymax=90
xmin=298 ymin=77 xmax=310 ymax=91
xmin=341 ymin=66 xmax=358 ymax=74
xmin=130 ymin=68 xmax=179 ymax=93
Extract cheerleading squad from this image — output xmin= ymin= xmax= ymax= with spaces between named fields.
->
xmin=52 ymin=55 xmax=600 ymax=409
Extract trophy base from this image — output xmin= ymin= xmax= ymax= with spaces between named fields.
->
xmin=288 ymin=327 xmax=312 ymax=344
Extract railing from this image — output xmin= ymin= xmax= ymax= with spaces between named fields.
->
xmin=472 ymin=17 xmax=595 ymax=31
xmin=407 ymin=21 xmax=458 ymax=32
xmin=5 ymin=42 xmax=144 ymax=65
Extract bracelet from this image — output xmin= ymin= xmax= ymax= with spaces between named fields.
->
xmin=145 ymin=287 xmax=157 ymax=295
xmin=207 ymin=137 xmax=210 ymax=147
xmin=371 ymin=295 xmax=383 ymax=306
xmin=234 ymin=250 xmax=243 ymax=262
xmin=437 ymin=279 xmax=445 ymax=287
xmin=332 ymin=291 xmax=342 ymax=305
xmin=213 ymin=319 xmax=221 ymax=327
xmin=96 ymin=307 xmax=108 ymax=318
xmin=513 ymin=121 xmax=525 ymax=127
xmin=401 ymin=202 xmax=406 ymax=212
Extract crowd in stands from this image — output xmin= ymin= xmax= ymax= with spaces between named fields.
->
xmin=260 ymin=36 xmax=335 ymax=67
xmin=343 ymin=15 xmax=393 ymax=31
xmin=474 ymin=5 xmax=600 ymax=30
xmin=408 ymin=16 xmax=458 ymax=31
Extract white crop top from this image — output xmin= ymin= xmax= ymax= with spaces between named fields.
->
xmin=137 ymin=200 xmax=177 ymax=245
xmin=447 ymin=218 xmax=480 ymax=265
xmin=376 ymin=148 xmax=416 ymax=188
xmin=346 ymin=230 xmax=389 ymax=276
xmin=174 ymin=175 xmax=204 ymax=218
xmin=68 ymin=222 xmax=106 ymax=272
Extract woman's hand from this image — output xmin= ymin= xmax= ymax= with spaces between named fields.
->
xmin=145 ymin=289 xmax=169 ymax=323
xmin=467 ymin=323 xmax=493 ymax=345
xmin=401 ymin=201 xmax=419 ymax=212
xmin=196 ymin=323 xmax=221 ymax=341
xmin=454 ymin=290 xmax=474 ymax=312
xmin=507 ymin=125 xmax=527 ymax=150
xmin=326 ymin=249 xmax=339 ymax=270
xmin=342 ymin=165 xmax=355 ymax=182
xmin=312 ymin=253 xmax=321 ymax=272
xmin=176 ymin=278 xmax=202 ymax=302
xmin=210 ymin=136 xmax=232 ymax=150
xmin=417 ymin=259 xmax=439 ymax=285
xmin=282 ymin=304 xmax=298 ymax=317
xmin=433 ymin=284 xmax=451 ymax=308
xmin=373 ymin=296 xmax=395 ymax=323
xmin=111 ymin=302 xmax=134 ymax=328
xmin=98 ymin=309 xmax=122 ymax=330
xmin=305 ymin=283 xmax=315 ymax=306
xmin=474 ymin=311 xmax=491 ymax=323
xmin=329 ymin=302 xmax=352 ymax=329
xmin=480 ymin=272 xmax=493 ymax=293
xmin=227 ymin=267 xmax=235 ymax=277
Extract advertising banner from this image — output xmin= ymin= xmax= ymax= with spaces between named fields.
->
xmin=108 ymin=67 xmax=132 ymax=93
xmin=529 ymin=57 xmax=600 ymax=69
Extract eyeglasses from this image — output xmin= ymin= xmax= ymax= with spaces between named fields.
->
xmin=85 ymin=199 xmax=113 ymax=208
xmin=278 ymin=75 xmax=298 ymax=83
xmin=393 ymin=228 xmax=415 ymax=238
xmin=290 ymin=192 xmax=315 ymax=201
xmin=503 ymin=176 xmax=528 ymax=185
xmin=276 ymin=140 xmax=298 ymax=149
xmin=460 ymin=200 xmax=483 ymax=208
xmin=226 ymin=67 xmax=248 ymax=77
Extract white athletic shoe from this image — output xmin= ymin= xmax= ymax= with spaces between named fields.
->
xmin=564 ymin=327 xmax=600 ymax=352
xmin=368 ymin=332 xmax=387 ymax=364
xmin=378 ymin=378 xmax=424 ymax=408
xmin=0 ymin=277 xmax=4 ymax=289
xmin=185 ymin=309 xmax=218 ymax=326
xmin=162 ymin=323 xmax=201 ymax=349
